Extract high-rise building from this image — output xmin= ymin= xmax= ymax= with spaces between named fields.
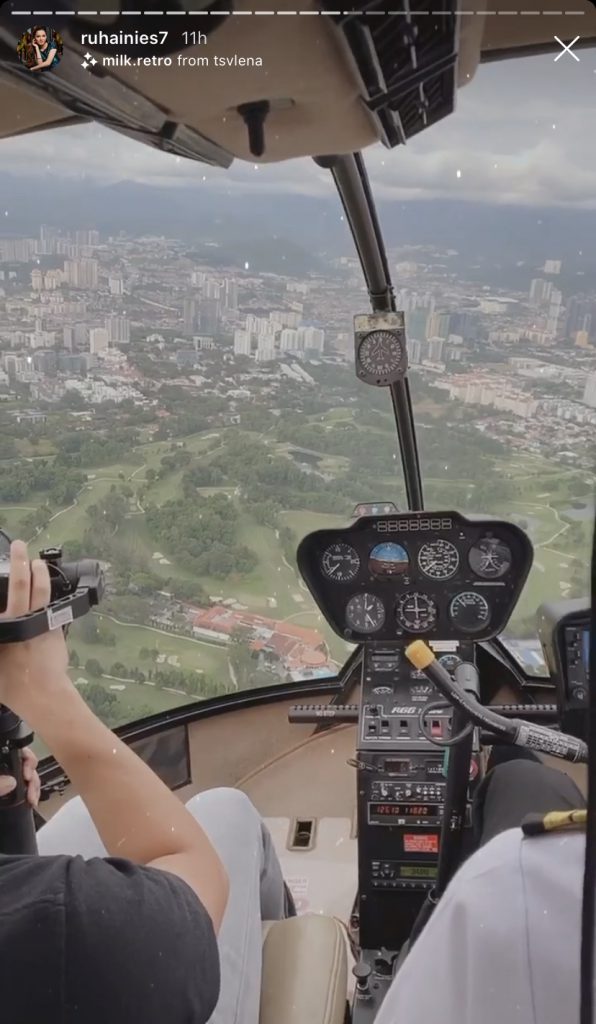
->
xmin=1 ymin=239 xmax=36 ymax=261
xmin=31 ymin=269 xmax=42 ymax=291
xmin=64 ymin=259 xmax=98 ymax=289
xmin=224 ymin=279 xmax=238 ymax=311
xmin=529 ymin=279 xmax=552 ymax=307
xmin=44 ymin=270 xmax=63 ymax=290
xmin=426 ymin=337 xmax=445 ymax=362
xmin=427 ymin=313 xmax=450 ymax=340
xmin=546 ymin=288 xmax=563 ymax=337
xmin=200 ymin=298 xmax=220 ymax=335
xmin=543 ymin=260 xmax=562 ymax=275
xmin=255 ymin=337 xmax=276 ymax=361
xmin=106 ymin=315 xmax=130 ymax=344
xmin=233 ymin=330 xmax=251 ymax=356
xmin=565 ymin=296 xmax=594 ymax=341
xmin=74 ymin=323 xmax=89 ymax=347
xmin=582 ymin=372 xmax=596 ymax=409
xmin=109 ymin=277 xmax=123 ymax=296
xmin=183 ymin=298 xmax=197 ymax=335
xmin=63 ymin=326 xmax=74 ymax=350
xmin=406 ymin=308 xmax=430 ymax=341
xmin=191 ymin=270 xmax=206 ymax=288
xmin=280 ymin=329 xmax=298 ymax=352
xmin=204 ymin=279 xmax=221 ymax=301
xmin=89 ymin=328 xmax=109 ymax=354
xmin=301 ymin=327 xmax=325 ymax=352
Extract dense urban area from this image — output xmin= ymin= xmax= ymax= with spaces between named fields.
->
xmin=0 ymin=227 xmax=594 ymax=728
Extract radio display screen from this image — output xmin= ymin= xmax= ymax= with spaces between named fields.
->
xmin=369 ymin=803 xmax=441 ymax=818
xmin=399 ymin=865 xmax=438 ymax=879
xmin=384 ymin=759 xmax=411 ymax=775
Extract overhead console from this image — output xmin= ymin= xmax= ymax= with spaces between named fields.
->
xmin=297 ymin=511 xmax=533 ymax=645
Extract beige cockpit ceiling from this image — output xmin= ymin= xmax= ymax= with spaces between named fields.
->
xmin=0 ymin=0 xmax=594 ymax=164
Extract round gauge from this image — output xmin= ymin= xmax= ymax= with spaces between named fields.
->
xmin=438 ymin=654 xmax=463 ymax=675
xmin=369 ymin=542 xmax=409 ymax=577
xmin=396 ymin=592 xmax=438 ymax=634
xmin=358 ymin=330 xmax=405 ymax=377
xmin=449 ymin=592 xmax=491 ymax=634
xmin=321 ymin=542 xmax=360 ymax=583
xmin=418 ymin=540 xmax=460 ymax=581
xmin=468 ymin=536 xmax=512 ymax=580
xmin=345 ymin=593 xmax=386 ymax=634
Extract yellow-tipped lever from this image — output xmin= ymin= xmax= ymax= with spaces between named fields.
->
xmin=406 ymin=640 xmax=435 ymax=670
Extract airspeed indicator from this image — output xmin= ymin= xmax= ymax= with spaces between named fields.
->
xmin=321 ymin=542 xmax=360 ymax=583
xmin=418 ymin=540 xmax=459 ymax=581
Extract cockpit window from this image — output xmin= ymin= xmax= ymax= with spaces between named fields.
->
xmin=0 ymin=51 xmax=592 ymax=728
xmin=366 ymin=54 xmax=595 ymax=677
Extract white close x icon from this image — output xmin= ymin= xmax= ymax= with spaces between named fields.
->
xmin=554 ymin=35 xmax=581 ymax=61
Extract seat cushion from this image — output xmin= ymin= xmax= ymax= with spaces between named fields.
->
xmin=260 ymin=915 xmax=347 ymax=1024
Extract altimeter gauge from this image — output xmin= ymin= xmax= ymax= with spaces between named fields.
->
xmin=354 ymin=313 xmax=408 ymax=386
xmin=345 ymin=593 xmax=385 ymax=633
xmin=321 ymin=542 xmax=360 ymax=583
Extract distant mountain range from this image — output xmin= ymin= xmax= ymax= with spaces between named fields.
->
xmin=2 ymin=170 xmax=595 ymax=289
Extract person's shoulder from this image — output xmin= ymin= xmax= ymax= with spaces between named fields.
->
xmin=452 ymin=828 xmax=525 ymax=887
xmin=63 ymin=856 xmax=221 ymax=1023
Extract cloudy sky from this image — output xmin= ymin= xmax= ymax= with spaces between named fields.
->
xmin=2 ymin=46 xmax=596 ymax=208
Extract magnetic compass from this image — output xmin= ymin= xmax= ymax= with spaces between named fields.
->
xmin=354 ymin=313 xmax=408 ymax=387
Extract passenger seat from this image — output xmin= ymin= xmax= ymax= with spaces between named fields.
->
xmin=260 ymin=915 xmax=347 ymax=1024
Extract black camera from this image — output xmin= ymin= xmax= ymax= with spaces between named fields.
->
xmin=0 ymin=530 xmax=104 ymax=642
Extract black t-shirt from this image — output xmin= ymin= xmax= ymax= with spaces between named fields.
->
xmin=0 ymin=853 xmax=220 ymax=1023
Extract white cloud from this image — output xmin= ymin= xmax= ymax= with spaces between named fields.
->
xmin=2 ymin=51 xmax=596 ymax=206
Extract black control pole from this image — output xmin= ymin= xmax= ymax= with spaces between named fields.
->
xmin=0 ymin=706 xmax=38 ymax=855
xmin=433 ymin=708 xmax=474 ymax=896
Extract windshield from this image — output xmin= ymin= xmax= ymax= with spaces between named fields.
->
xmin=367 ymin=53 xmax=595 ymax=676
xmin=0 ymin=52 xmax=593 ymax=730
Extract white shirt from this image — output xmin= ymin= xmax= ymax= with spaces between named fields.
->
xmin=376 ymin=827 xmax=584 ymax=1024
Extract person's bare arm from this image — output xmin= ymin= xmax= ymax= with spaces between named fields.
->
xmin=0 ymin=541 xmax=229 ymax=932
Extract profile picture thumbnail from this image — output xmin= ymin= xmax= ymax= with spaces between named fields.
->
xmin=17 ymin=26 xmax=63 ymax=73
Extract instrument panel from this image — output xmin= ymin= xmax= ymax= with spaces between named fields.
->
xmin=297 ymin=511 xmax=532 ymax=643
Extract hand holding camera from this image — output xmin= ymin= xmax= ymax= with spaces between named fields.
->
xmin=0 ymin=539 xmax=70 ymax=718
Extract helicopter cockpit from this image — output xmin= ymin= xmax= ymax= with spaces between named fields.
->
xmin=0 ymin=3 xmax=594 ymax=1022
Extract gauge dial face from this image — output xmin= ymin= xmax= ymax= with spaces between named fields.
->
xmin=468 ymin=536 xmax=512 ymax=579
xmin=358 ymin=330 xmax=404 ymax=377
xmin=345 ymin=593 xmax=385 ymax=633
xmin=369 ymin=542 xmax=409 ymax=577
xmin=449 ymin=592 xmax=491 ymax=633
xmin=396 ymin=592 xmax=438 ymax=633
xmin=438 ymin=654 xmax=463 ymax=675
xmin=321 ymin=542 xmax=360 ymax=583
xmin=418 ymin=540 xmax=460 ymax=581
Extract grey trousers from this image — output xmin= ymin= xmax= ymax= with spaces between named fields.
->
xmin=36 ymin=788 xmax=288 ymax=1024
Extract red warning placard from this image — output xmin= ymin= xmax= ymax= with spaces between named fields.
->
xmin=403 ymin=833 xmax=439 ymax=854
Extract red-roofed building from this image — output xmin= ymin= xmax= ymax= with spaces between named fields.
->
xmin=190 ymin=603 xmax=334 ymax=680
